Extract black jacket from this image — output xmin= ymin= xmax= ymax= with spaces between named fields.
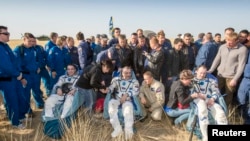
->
xmin=167 ymin=80 xmax=193 ymax=109
xmin=167 ymin=48 xmax=188 ymax=77
xmin=144 ymin=48 xmax=164 ymax=81
xmin=75 ymin=64 xmax=106 ymax=89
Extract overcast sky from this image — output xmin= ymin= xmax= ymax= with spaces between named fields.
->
xmin=1 ymin=0 xmax=250 ymax=40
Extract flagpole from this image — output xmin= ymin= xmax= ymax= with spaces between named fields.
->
xmin=109 ymin=16 xmax=114 ymax=38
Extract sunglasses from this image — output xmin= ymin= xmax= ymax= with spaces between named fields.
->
xmin=0 ymin=32 xmax=10 ymax=36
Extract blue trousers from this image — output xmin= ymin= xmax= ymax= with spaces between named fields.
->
xmin=20 ymin=73 xmax=44 ymax=114
xmin=165 ymin=107 xmax=191 ymax=125
xmin=77 ymin=88 xmax=96 ymax=111
xmin=0 ymin=78 xmax=25 ymax=125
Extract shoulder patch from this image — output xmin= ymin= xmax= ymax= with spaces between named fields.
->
xmin=156 ymin=87 xmax=162 ymax=93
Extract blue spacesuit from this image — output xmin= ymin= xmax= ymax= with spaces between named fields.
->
xmin=47 ymin=46 xmax=70 ymax=91
xmin=0 ymin=42 xmax=25 ymax=126
xmin=13 ymin=44 xmax=45 ymax=114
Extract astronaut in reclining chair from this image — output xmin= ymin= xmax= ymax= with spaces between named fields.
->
xmin=103 ymin=65 xmax=141 ymax=140
xmin=187 ymin=65 xmax=228 ymax=141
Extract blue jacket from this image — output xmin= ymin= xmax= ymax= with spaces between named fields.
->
xmin=44 ymin=40 xmax=56 ymax=53
xmin=47 ymin=46 xmax=70 ymax=73
xmin=0 ymin=42 xmax=20 ymax=78
xmin=93 ymin=45 xmax=109 ymax=62
xmin=95 ymin=50 xmax=109 ymax=64
xmin=195 ymin=41 xmax=218 ymax=69
xmin=34 ymin=45 xmax=47 ymax=69
xmin=78 ymin=41 xmax=93 ymax=70
xmin=13 ymin=45 xmax=39 ymax=74
xmin=194 ymin=39 xmax=203 ymax=51
xmin=108 ymin=38 xmax=118 ymax=48
xmin=67 ymin=46 xmax=80 ymax=69
xmin=243 ymin=49 xmax=250 ymax=77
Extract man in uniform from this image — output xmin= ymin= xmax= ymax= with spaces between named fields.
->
xmin=0 ymin=25 xmax=25 ymax=129
xmin=139 ymin=71 xmax=165 ymax=121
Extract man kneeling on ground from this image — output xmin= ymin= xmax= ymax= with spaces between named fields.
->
xmin=139 ymin=71 xmax=165 ymax=121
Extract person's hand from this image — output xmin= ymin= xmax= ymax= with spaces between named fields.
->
xmin=17 ymin=73 xmax=22 ymax=80
xmin=148 ymin=107 xmax=153 ymax=112
xmin=142 ymin=51 xmax=148 ymax=56
xmin=198 ymin=93 xmax=206 ymax=100
xmin=99 ymin=87 xmax=109 ymax=93
xmin=229 ymin=79 xmax=237 ymax=87
xmin=118 ymin=67 xmax=122 ymax=72
xmin=207 ymin=70 xmax=212 ymax=74
xmin=46 ymin=66 xmax=51 ymax=71
xmin=140 ymin=96 xmax=147 ymax=105
xmin=207 ymin=98 xmax=215 ymax=107
xmin=52 ymin=71 xmax=57 ymax=78
xmin=101 ymin=80 xmax=105 ymax=86
xmin=37 ymin=68 xmax=41 ymax=74
xmin=191 ymin=92 xmax=199 ymax=99
xmin=68 ymin=89 xmax=75 ymax=95
xmin=167 ymin=77 xmax=172 ymax=80
xmin=120 ymin=93 xmax=128 ymax=104
xmin=21 ymin=78 xmax=27 ymax=88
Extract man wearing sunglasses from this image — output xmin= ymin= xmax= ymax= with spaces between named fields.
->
xmin=0 ymin=25 xmax=26 ymax=129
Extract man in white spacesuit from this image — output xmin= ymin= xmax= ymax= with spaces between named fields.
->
xmin=191 ymin=65 xmax=228 ymax=141
xmin=44 ymin=64 xmax=80 ymax=118
xmin=108 ymin=65 xmax=140 ymax=140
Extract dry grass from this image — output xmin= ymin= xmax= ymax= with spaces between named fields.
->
xmin=0 ymin=98 xmax=242 ymax=141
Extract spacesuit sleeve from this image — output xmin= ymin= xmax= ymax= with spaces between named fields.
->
xmin=127 ymin=79 xmax=140 ymax=96
xmin=209 ymin=79 xmax=220 ymax=100
xmin=108 ymin=78 xmax=118 ymax=94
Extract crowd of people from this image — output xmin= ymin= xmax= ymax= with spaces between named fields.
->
xmin=0 ymin=25 xmax=250 ymax=141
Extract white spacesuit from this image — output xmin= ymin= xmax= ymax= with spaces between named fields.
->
xmin=45 ymin=73 xmax=79 ymax=118
xmin=108 ymin=68 xmax=139 ymax=140
xmin=191 ymin=77 xmax=228 ymax=141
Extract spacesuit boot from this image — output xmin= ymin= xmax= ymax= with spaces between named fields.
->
xmin=111 ymin=123 xmax=123 ymax=137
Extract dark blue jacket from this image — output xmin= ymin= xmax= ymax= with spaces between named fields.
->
xmin=0 ymin=42 xmax=20 ymax=78
xmin=13 ymin=45 xmax=39 ymax=74
xmin=34 ymin=45 xmax=47 ymax=69
xmin=47 ymin=46 xmax=70 ymax=73
xmin=108 ymin=38 xmax=118 ymax=48
xmin=95 ymin=50 xmax=109 ymax=64
xmin=194 ymin=39 xmax=203 ymax=51
xmin=195 ymin=41 xmax=218 ymax=69
xmin=78 ymin=41 xmax=93 ymax=70
xmin=45 ymin=40 xmax=56 ymax=53
xmin=93 ymin=45 xmax=109 ymax=62
xmin=243 ymin=49 xmax=250 ymax=77
xmin=67 ymin=46 xmax=80 ymax=69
